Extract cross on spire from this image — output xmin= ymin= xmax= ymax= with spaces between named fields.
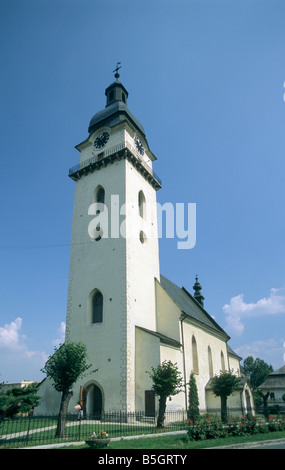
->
xmin=113 ymin=62 xmax=122 ymax=80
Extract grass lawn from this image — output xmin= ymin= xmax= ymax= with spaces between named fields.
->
xmin=60 ymin=429 xmax=285 ymax=449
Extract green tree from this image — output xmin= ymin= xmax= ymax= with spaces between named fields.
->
xmin=255 ymin=389 xmax=270 ymax=420
xmin=188 ymin=372 xmax=199 ymax=422
xmin=243 ymin=356 xmax=273 ymax=389
xmin=147 ymin=360 xmax=183 ymax=428
xmin=0 ymin=383 xmax=40 ymax=418
xmin=41 ymin=342 xmax=93 ymax=437
xmin=211 ymin=370 xmax=241 ymax=423
xmin=243 ymin=356 xmax=273 ymax=418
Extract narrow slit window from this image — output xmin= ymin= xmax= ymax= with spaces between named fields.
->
xmin=192 ymin=336 xmax=199 ymax=375
xmin=93 ymin=186 xmax=105 ymax=215
xmin=208 ymin=346 xmax=213 ymax=377
xmin=138 ymin=190 xmax=146 ymax=218
xmin=221 ymin=351 xmax=225 ymax=371
xmin=92 ymin=291 xmax=103 ymax=324
xmin=97 ymin=187 xmax=105 ymax=205
xmin=109 ymin=90 xmax=114 ymax=103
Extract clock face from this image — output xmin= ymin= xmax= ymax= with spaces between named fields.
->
xmin=94 ymin=132 xmax=110 ymax=149
xmin=134 ymin=136 xmax=144 ymax=156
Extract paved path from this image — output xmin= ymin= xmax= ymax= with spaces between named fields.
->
xmin=210 ymin=438 xmax=285 ymax=449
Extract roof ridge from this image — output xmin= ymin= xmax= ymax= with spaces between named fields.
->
xmin=159 ymin=274 xmax=230 ymax=340
xmin=181 ymin=285 xmax=228 ymax=336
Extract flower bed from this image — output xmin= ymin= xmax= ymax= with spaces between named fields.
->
xmin=187 ymin=415 xmax=285 ymax=441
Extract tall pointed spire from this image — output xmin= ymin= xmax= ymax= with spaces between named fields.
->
xmin=193 ymin=275 xmax=205 ymax=308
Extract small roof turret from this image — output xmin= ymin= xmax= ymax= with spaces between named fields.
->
xmin=193 ymin=275 xmax=205 ymax=308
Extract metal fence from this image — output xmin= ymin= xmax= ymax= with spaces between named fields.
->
xmin=0 ymin=410 xmax=188 ymax=449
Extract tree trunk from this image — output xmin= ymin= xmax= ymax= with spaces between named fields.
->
xmin=157 ymin=395 xmax=167 ymax=428
xmin=220 ymin=395 xmax=228 ymax=424
xmin=56 ymin=389 xmax=73 ymax=438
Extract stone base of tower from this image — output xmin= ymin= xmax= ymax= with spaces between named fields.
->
xmin=34 ymin=378 xmax=141 ymax=418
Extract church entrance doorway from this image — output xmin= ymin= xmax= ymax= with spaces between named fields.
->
xmin=85 ymin=383 xmax=103 ymax=418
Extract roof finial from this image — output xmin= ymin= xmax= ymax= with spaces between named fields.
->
xmin=193 ymin=275 xmax=205 ymax=308
xmin=113 ymin=61 xmax=122 ymax=80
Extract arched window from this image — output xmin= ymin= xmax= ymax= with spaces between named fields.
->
xmin=138 ymin=190 xmax=146 ymax=218
xmin=92 ymin=290 xmax=103 ymax=324
xmin=221 ymin=351 xmax=225 ymax=371
xmin=97 ymin=187 xmax=105 ymax=205
xmin=192 ymin=335 xmax=199 ymax=374
xmin=92 ymin=186 xmax=105 ymax=213
xmin=208 ymin=346 xmax=214 ymax=377
xmin=91 ymin=186 xmax=105 ymax=241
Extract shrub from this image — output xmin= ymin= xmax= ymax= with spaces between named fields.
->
xmin=227 ymin=416 xmax=255 ymax=437
xmin=187 ymin=415 xmax=226 ymax=441
xmin=267 ymin=415 xmax=285 ymax=432
xmin=187 ymin=414 xmax=285 ymax=441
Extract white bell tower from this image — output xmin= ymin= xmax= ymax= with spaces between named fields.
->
xmin=65 ymin=69 xmax=161 ymax=413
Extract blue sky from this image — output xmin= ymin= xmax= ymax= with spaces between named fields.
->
xmin=0 ymin=0 xmax=285 ymax=383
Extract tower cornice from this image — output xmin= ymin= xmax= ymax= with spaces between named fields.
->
xmin=69 ymin=142 xmax=162 ymax=190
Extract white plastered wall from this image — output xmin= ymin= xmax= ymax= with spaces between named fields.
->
xmin=156 ymin=280 xmax=231 ymax=413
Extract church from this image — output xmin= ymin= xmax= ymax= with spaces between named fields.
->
xmin=35 ymin=69 xmax=254 ymax=417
